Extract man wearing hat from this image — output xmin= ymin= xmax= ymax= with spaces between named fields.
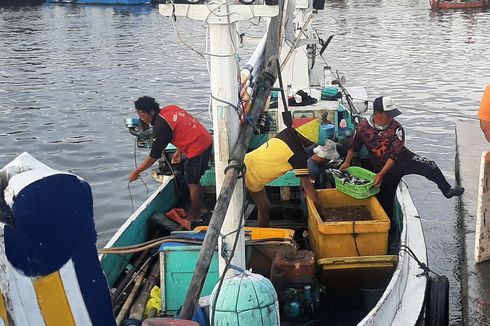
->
xmin=308 ymin=139 xmax=341 ymax=188
xmin=244 ymin=118 xmax=330 ymax=227
xmin=340 ymin=96 xmax=464 ymax=218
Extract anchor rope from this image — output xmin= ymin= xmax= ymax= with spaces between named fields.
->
xmin=399 ymin=244 xmax=441 ymax=278
xmin=128 ymin=137 xmax=149 ymax=213
xmin=352 ymin=221 xmax=361 ymax=256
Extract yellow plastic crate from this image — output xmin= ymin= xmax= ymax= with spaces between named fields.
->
xmin=193 ymin=226 xmax=295 ymax=241
xmin=307 ymin=189 xmax=390 ymax=259
xmin=317 ymin=255 xmax=398 ymax=295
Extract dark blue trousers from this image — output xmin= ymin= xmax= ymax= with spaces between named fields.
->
xmin=376 ymin=154 xmax=452 ymax=219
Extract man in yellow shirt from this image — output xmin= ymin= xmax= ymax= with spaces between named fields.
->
xmin=478 ymin=85 xmax=490 ymax=142
xmin=244 ymin=118 xmax=329 ymax=227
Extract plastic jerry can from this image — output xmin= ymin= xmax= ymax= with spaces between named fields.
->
xmin=270 ymin=249 xmax=316 ymax=297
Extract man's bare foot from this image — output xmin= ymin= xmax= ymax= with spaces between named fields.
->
xmin=185 ymin=215 xmax=203 ymax=223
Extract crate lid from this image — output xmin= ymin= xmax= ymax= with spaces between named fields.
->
xmin=318 ymin=255 xmax=398 ymax=271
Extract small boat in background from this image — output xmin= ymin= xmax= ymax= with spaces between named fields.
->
xmin=45 ymin=0 xmax=151 ymax=5
xmin=430 ymin=0 xmax=489 ymax=10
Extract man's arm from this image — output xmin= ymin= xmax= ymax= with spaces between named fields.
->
xmin=171 ymin=149 xmax=182 ymax=164
xmin=129 ymin=156 xmax=157 ymax=182
xmin=340 ymin=148 xmax=355 ymax=170
xmin=340 ymin=124 xmax=363 ymax=170
xmin=301 ymin=176 xmax=330 ymax=217
xmin=480 ymin=119 xmax=490 ymax=142
xmin=374 ymin=158 xmax=395 ymax=187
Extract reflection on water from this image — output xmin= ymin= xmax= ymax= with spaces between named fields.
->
xmin=1 ymin=1 xmax=489 ymax=324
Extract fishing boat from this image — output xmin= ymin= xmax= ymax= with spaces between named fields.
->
xmin=430 ymin=0 xmax=489 ymax=10
xmin=0 ymin=0 xmax=450 ymax=325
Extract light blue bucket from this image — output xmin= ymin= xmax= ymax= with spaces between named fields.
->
xmin=320 ymin=124 xmax=335 ymax=140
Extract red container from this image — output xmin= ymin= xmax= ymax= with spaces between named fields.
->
xmin=142 ymin=318 xmax=199 ymax=326
xmin=270 ymin=249 xmax=316 ymax=295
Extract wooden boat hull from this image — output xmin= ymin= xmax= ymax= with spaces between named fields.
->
xmin=360 ymin=182 xmax=428 ymax=325
xmin=0 ymin=153 xmax=115 ymax=326
xmin=430 ymin=0 xmax=489 ymax=9
xmin=0 ymin=152 xmax=432 ymax=325
xmin=100 ymin=177 xmax=180 ymax=287
xmin=100 ymin=177 xmax=429 ymax=324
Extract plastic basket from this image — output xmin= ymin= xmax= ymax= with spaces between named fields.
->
xmin=333 ymin=166 xmax=380 ymax=199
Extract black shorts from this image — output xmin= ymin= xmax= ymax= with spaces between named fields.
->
xmin=184 ymin=145 xmax=212 ymax=184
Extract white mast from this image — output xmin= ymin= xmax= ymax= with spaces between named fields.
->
xmin=160 ymin=2 xmax=278 ymax=276
xmin=276 ymin=0 xmax=314 ymax=132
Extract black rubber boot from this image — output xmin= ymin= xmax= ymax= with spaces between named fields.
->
xmin=443 ymin=186 xmax=465 ymax=198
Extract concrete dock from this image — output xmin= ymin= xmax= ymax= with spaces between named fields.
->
xmin=455 ymin=121 xmax=490 ymax=325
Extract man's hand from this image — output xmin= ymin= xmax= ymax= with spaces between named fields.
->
xmin=340 ymin=161 xmax=350 ymax=171
xmin=128 ymin=156 xmax=157 ymax=182
xmin=340 ymin=148 xmax=354 ymax=171
xmin=373 ymin=172 xmax=384 ymax=187
xmin=129 ymin=170 xmax=140 ymax=182
xmin=171 ymin=150 xmax=182 ymax=164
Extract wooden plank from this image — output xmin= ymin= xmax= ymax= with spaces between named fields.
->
xmin=475 ymin=151 xmax=490 ymax=263
xmin=246 ymin=219 xmax=305 ymax=229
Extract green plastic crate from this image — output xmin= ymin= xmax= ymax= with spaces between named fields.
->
xmin=160 ymin=245 xmax=219 ymax=315
xmin=333 ymin=166 xmax=380 ymax=199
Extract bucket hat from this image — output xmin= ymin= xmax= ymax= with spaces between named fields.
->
xmin=313 ymin=139 xmax=340 ymax=160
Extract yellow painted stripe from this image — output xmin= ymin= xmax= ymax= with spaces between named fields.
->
xmin=33 ymin=271 xmax=76 ymax=326
xmin=294 ymin=169 xmax=309 ymax=176
xmin=0 ymin=290 xmax=8 ymax=326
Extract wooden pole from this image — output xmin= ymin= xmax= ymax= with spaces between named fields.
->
xmin=129 ymin=260 xmax=160 ymax=320
xmin=174 ymin=0 xmax=283 ymax=320
xmin=115 ymin=260 xmax=151 ymax=325
xmin=178 ymin=57 xmax=279 ymax=321
xmin=112 ymin=250 xmax=149 ymax=305
xmin=112 ymin=230 xmax=159 ymax=306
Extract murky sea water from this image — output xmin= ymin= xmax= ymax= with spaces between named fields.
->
xmin=1 ymin=1 xmax=489 ymax=324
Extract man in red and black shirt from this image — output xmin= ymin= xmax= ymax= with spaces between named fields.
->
xmin=129 ymin=96 xmax=212 ymax=222
xmin=341 ymin=96 xmax=464 ymax=217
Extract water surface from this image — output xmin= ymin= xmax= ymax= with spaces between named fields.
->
xmin=1 ymin=1 xmax=489 ymax=324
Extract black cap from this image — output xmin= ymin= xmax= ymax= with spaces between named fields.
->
xmin=373 ymin=96 xmax=401 ymax=118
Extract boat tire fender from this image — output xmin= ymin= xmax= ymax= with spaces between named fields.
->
xmin=425 ymin=275 xmax=449 ymax=326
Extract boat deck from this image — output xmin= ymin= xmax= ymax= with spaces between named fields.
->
xmin=455 ymin=121 xmax=490 ymax=325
